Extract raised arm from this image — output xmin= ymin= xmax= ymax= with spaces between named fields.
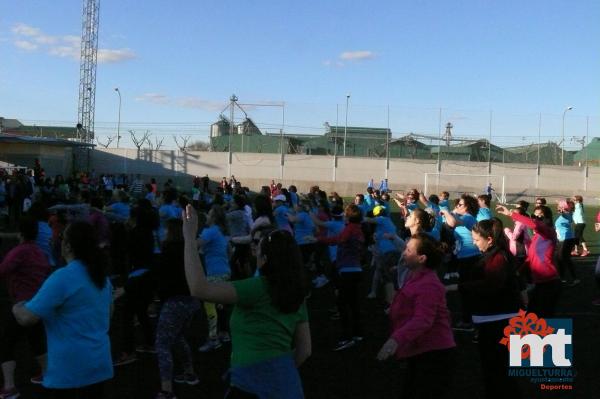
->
xmin=183 ymin=205 xmax=238 ymax=304
xmin=440 ymin=209 xmax=459 ymax=228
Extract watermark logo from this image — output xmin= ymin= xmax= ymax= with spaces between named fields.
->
xmin=500 ymin=310 xmax=575 ymax=390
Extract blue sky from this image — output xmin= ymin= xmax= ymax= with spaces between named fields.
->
xmin=1 ymin=0 xmax=599 ymax=149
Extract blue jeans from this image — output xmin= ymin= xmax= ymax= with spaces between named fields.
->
xmin=230 ymin=354 xmax=303 ymax=399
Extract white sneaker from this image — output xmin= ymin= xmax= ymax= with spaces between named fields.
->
xmin=366 ymin=292 xmax=377 ymax=299
xmin=443 ymin=273 xmax=451 ymax=280
xmin=313 ymin=275 xmax=329 ymax=288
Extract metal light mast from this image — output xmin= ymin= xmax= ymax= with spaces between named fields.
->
xmin=77 ymin=0 xmax=100 ymax=143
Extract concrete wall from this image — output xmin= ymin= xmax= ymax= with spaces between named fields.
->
xmin=91 ymin=148 xmax=600 ymax=200
xmin=0 ymin=143 xmax=73 ymax=176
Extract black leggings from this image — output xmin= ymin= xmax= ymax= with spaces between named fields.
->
xmin=556 ymin=239 xmax=577 ymax=280
xmin=122 ymin=272 xmax=156 ymax=352
xmin=0 ymin=306 xmax=46 ymax=363
xmin=477 ymin=320 xmax=521 ymax=399
xmin=457 ymin=255 xmax=481 ymax=323
xmin=337 ymin=271 xmax=362 ymax=340
xmin=402 ymin=348 xmax=456 ymax=399
xmin=528 ymin=279 xmax=561 ymax=318
xmin=43 ymin=381 xmax=105 ymax=399
xmin=574 ymin=223 xmax=586 ymax=245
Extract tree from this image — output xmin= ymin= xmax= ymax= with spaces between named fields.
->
xmin=130 ymin=130 xmax=151 ymax=150
xmin=147 ymin=136 xmax=165 ymax=151
xmin=96 ymin=135 xmax=116 ymax=148
xmin=173 ymin=135 xmax=191 ymax=152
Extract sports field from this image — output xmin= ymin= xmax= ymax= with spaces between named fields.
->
xmin=1 ymin=205 xmax=599 ymax=399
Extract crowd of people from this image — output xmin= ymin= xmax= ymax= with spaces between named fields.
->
xmin=0 ymin=163 xmax=599 ymax=399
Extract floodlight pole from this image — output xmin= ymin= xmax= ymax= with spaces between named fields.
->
xmin=344 ymin=94 xmax=350 ymax=156
xmin=561 ymin=106 xmax=573 ymax=166
xmin=114 ymin=88 xmax=121 ymax=148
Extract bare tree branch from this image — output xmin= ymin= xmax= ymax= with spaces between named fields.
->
xmin=96 ymin=135 xmax=116 ymax=148
xmin=174 ymin=135 xmax=191 ymax=152
xmin=150 ymin=137 xmax=165 ymax=151
xmin=130 ymin=130 xmax=151 ymax=150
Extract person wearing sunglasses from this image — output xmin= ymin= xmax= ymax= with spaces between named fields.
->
xmin=440 ymin=194 xmax=480 ymax=332
xmin=183 ymin=205 xmax=311 ymax=399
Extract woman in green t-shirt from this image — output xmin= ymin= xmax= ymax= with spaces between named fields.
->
xmin=183 ymin=204 xmax=311 ymax=399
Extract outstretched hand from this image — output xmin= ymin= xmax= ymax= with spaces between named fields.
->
xmin=182 ymin=204 xmax=198 ymax=241
xmin=495 ymin=205 xmax=511 ymax=216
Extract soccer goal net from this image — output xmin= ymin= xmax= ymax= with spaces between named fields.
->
xmin=423 ymin=173 xmax=506 ymax=203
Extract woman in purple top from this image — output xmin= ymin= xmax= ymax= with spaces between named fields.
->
xmin=377 ymin=233 xmax=456 ymax=399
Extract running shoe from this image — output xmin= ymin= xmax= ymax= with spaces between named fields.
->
xmin=30 ymin=373 xmax=43 ymax=385
xmin=313 ymin=275 xmax=329 ymax=288
xmin=352 ymin=336 xmax=364 ymax=343
xmin=570 ymin=250 xmax=578 ymax=256
xmin=113 ymin=352 xmax=137 ymax=367
xmin=0 ymin=388 xmax=19 ymax=399
xmin=568 ymin=279 xmax=581 ymax=287
xmin=333 ymin=340 xmax=356 ymax=351
xmin=198 ymin=339 xmax=222 ymax=352
xmin=174 ymin=373 xmax=199 ymax=386
xmin=366 ymin=292 xmax=377 ymax=299
xmin=136 ymin=345 xmax=157 ymax=354
xmin=580 ymin=250 xmax=590 ymax=257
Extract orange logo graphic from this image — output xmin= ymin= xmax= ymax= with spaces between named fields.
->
xmin=499 ymin=309 xmax=555 ymax=360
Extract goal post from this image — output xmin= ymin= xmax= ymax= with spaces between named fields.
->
xmin=424 ymin=173 xmax=506 ymax=203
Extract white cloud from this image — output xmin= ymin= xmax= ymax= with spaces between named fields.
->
xmin=97 ymin=48 xmax=136 ymax=63
xmin=62 ymin=35 xmax=81 ymax=46
xmin=48 ymin=45 xmax=79 ymax=59
xmin=136 ymin=94 xmax=227 ymax=111
xmin=11 ymin=23 xmax=135 ymax=64
xmin=135 ymin=93 xmax=170 ymax=105
xmin=339 ymin=50 xmax=376 ymax=61
xmin=12 ymin=23 xmax=41 ymax=37
xmin=14 ymin=40 xmax=38 ymax=51
xmin=176 ymin=97 xmax=226 ymax=111
xmin=34 ymin=35 xmax=58 ymax=45
xmin=323 ymin=59 xmax=345 ymax=68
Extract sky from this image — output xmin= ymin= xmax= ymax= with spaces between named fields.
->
xmin=1 ymin=0 xmax=599 ymax=149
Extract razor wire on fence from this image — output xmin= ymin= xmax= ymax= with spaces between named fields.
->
xmin=17 ymin=102 xmax=599 ymax=166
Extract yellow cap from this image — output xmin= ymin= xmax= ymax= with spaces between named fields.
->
xmin=373 ymin=205 xmax=385 ymax=216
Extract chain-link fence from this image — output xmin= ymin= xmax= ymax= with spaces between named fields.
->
xmin=20 ymin=102 xmax=598 ymax=166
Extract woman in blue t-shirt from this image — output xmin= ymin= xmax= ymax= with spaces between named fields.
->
xmin=197 ymin=205 xmax=231 ymax=352
xmin=555 ymin=199 xmax=579 ymax=285
xmin=440 ymin=194 xmax=481 ymax=331
xmin=13 ymin=221 xmax=113 ymax=398
xmin=287 ymin=200 xmax=316 ymax=269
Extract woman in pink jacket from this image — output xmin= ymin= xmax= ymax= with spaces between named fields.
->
xmin=377 ymin=233 xmax=456 ymax=399
xmin=497 ymin=204 xmax=561 ymax=317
